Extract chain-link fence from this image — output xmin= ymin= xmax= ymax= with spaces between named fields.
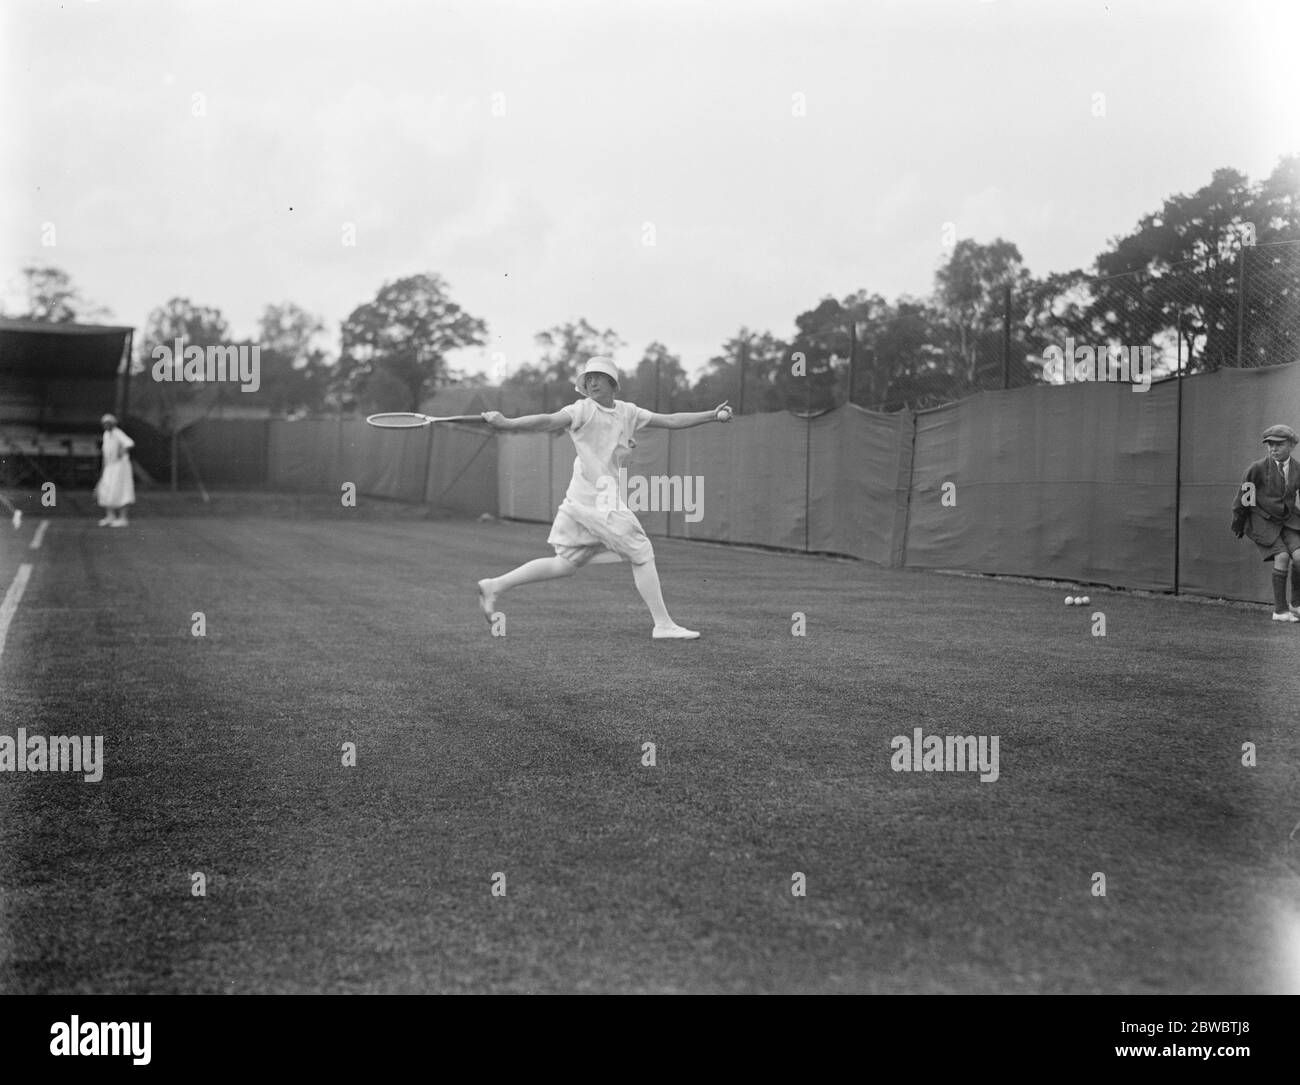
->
xmin=842 ymin=239 xmax=1300 ymax=413
xmin=416 ymin=239 xmax=1300 ymax=420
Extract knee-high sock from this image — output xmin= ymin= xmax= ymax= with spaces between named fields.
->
xmin=1273 ymin=570 xmax=1289 ymax=612
xmin=491 ymin=556 xmax=575 ymax=593
xmin=1291 ymin=563 xmax=1300 ymax=606
xmin=632 ymin=560 xmax=673 ymax=626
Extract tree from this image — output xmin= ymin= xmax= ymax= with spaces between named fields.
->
xmin=1088 ymin=168 xmax=1256 ymax=373
xmin=134 ymin=298 xmax=231 ymax=425
xmin=255 ymin=302 xmax=334 ymax=415
xmin=141 ymin=297 xmax=230 ymax=352
xmin=494 ymin=319 xmax=626 ymax=411
xmin=1251 ymin=154 xmax=1300 ymax=236
xmin=841 ymin=292 xmax=895 ymax=408
xmin=1017 ymin=160 xmax=1300 ymax=379
xmin=934 ymin=239 xmax=1031 ymax=391
xmin=533 ymin=319 xmax=625 ymax=383
xmin=1239 ymin=155 xmax=1300 ymax=367
xmin=693 ymin=329 xmax=787 ymax=414
xmin=623 ymin=342 xmax=688 ymax=411
xmin=337 ymin=274 xmax=487 ymax=413
xmin=859 ymin=297 xmax=952 ymax=411
xmin=501 ymin=362 xmax=552 ymax=400
xmin=784 ymin=298 xmax=856 ymax=413
xmin=8 ymin=266 xmax=111 ymax=323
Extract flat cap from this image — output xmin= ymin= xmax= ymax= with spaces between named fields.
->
xmin=1262 ymin=424 xmax=1299 ymax=443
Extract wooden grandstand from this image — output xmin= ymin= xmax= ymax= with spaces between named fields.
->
xmin=0 ymin=318 xmax=135 ymax=490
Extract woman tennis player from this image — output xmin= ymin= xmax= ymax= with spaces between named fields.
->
xmin=95 ymin=413 xmax=136 ymax=528
xmin=477 ymin=357 xmax=731 ymax=639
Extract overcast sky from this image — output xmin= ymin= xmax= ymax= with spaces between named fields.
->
xmin=2 ymin=0 xmax=1296 ymax=380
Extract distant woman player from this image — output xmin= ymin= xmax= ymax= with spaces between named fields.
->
xmin=477 ymin=357 xmax=731 ymax=639
xmin=95 ymin=413 xmax=135 ymax=528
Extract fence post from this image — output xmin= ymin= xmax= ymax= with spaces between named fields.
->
xmin=336 ymin=414 xmax=344 ymax=493
xmin=1236 ymin=245 xmax=1246 ymax=368
xmin=117 ymin=329 xmax=133 ymax=418
xmin=804 ymin=375 xmax=812 ymax=553
xmin=847 ymin=319 xmax=857 ymax=406
xmin=893 ymin=408 xmax=918 ymax=569
xmin=1174 ymin=312 xmax=1183 ymax=596
xmin=738 ymin=336 xmax=747 ymax=416
xmin=665 ymin=426 xmax=673 ymax=539
xmin=1002 ymin=284 xmax=1012 ymax=389
xmin=421 ymin=423 xmax=434 ymax=507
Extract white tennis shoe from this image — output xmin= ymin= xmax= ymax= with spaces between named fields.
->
xmin=476 ymin=579 xmax=499 ymax=623
xmin=652 ymin=624 xmax=700 ymax=640
xmin=1271 ymin=611 xmax=1299 ymax=622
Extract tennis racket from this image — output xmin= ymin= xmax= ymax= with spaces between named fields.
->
xmin=365 ymin=412 xmax=486 ymax=429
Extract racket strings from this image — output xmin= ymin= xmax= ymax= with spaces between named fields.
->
xmin=367 ymin=414 xmax=428 ymax=428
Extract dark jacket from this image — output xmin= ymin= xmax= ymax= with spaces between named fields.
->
xmin=1232 ymin=455 xmax=1300 ymax=544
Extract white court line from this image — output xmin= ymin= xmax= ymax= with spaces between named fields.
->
xmin=0 ymin=564 xmax=33 ymax=660
xmin=29 ymin=520 xmax=49 ymax=550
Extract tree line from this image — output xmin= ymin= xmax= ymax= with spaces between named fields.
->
xmin=5 ymin=156 xmax=1296 ymax=419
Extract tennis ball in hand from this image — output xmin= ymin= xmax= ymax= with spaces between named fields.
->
xmin=717 ymin=407 xmax=733 ymax=421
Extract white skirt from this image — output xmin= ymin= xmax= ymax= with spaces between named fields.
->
xmin=548 ymin=498 xmax=654 ymax=566
xmin=96 ymin=456 xmax=135 ymax=508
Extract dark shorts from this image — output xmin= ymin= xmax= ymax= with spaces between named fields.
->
xmin=1258 ymin=526 xmax=1300 ymax=561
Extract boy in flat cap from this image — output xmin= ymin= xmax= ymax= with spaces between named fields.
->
xmin=1232 ymin=424 xmax=1300 ymax=621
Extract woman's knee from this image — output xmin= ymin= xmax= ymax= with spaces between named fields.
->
xmin=1274 ymin=552 xmax=1291 ymax=572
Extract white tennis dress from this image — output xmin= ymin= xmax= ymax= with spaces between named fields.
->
xmin=548 ymin=397 xmax=654 ymax=566
xmin=95 ymin=427 xmax=136 ymax=509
